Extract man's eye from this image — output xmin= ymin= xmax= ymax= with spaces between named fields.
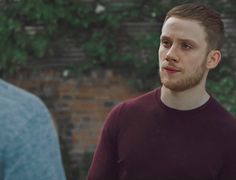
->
xmin=161 ymin=40 xmax=171 ymax=48
xmin=181 ymin=43 xmax=192 ymax=49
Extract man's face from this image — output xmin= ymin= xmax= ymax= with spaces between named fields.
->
xmin=158 ymin=17 xmax=210 ymax=92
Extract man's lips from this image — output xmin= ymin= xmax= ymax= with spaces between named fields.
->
xmin=163 ymin=66 xmax=180 ymax=73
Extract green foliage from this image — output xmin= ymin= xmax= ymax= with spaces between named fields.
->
xmin=207 ymin=64 xmax=236 ymax=115
xmin=1 ymin=1 xmax=236 ymax=180
xmin=0 ymin=0 xmax=235 ymax=108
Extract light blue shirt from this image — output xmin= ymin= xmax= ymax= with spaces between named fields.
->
xmin=0 ymin=80 xmax=66 ymax=180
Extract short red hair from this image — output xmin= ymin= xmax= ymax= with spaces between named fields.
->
xmin=164 ymin=3 xmax=224 ymax=50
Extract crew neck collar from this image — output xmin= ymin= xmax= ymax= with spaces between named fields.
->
xmin=155 ymin=88 xmax=212 ymax=114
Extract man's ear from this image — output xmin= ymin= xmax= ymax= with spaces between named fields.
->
xmin=206 ymin=50 xmax=221 ymax=70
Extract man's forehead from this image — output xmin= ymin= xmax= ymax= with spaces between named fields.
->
xmin=161 ymin=17 xmax=207 ymax=43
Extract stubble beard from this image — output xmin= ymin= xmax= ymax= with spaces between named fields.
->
xmin=159 ymin=62 xmax=207 ymax=92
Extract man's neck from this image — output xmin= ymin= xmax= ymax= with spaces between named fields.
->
xmin=160 ymin=85 xmax=210 ymax=110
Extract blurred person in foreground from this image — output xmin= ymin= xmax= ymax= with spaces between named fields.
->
xmin=0 ymin=79 xmax=66 ymax=180
xmin=87 ymin=3 xmax=236 ymax=180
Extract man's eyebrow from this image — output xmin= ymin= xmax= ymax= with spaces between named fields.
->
xmin=160 ymin=35 xmax=198 ymax=45
xmin=160 ymin=35 xmax=170 ymax=40
xmin=178 ymin=38 xmax=198 ymax=45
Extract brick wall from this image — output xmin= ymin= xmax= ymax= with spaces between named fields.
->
xmin=6 ymin=67 xmax=143 ymax=179
xmin=4 ymin=9 xmax=236 ymax=180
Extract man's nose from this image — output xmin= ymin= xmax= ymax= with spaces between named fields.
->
xmin=165 ymin=45 xmax=179 ymax=62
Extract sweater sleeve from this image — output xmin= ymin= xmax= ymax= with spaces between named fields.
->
xmin=4 ymin=99 xmax=66 ymax=180
xmin=87 ymin=103 xmax=123 ymax=180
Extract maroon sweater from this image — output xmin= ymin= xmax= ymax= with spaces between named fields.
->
xmin=87 ymin=88 xmax=236 ymax=180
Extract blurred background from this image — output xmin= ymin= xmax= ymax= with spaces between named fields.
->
xmin=0 ymin=0 xmax=235 ymax=179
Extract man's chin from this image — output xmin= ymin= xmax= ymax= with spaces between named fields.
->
xmin=162 ymin=81 xmax=190 ymax=92
xmin=163 ymin=84 xmax=187 ymax=92
xmin=162 ymin=82 xmax=201 ymax=92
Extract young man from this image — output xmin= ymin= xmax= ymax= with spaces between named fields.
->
xmin=87 ymin=3 xmax=236 ymax=180
xmin=0 ymin=79 xmax=66 ymax=180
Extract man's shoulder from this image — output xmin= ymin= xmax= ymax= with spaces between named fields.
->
xmin=0 ymin=80 xmax=65 ymax=180
xmin=125 ymin=88 xmax=157 ymax=103
xmin=0 ymin=80 xmax=50 ymax=135
xmin=208 ymin=97 xmax=236 ymax=136
xmin=115 ymin=88 xmax=159 ymax=114
xmin=0 ymin=79 xmax=44 ymax=110
xmin=209 ymin=96 xmax=236 ymax=122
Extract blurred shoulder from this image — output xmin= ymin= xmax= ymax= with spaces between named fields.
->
xmin=0 ymin=79 xmax=46 ymax=110
xmin=0 ymin=80 xmax=51 ymax=137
